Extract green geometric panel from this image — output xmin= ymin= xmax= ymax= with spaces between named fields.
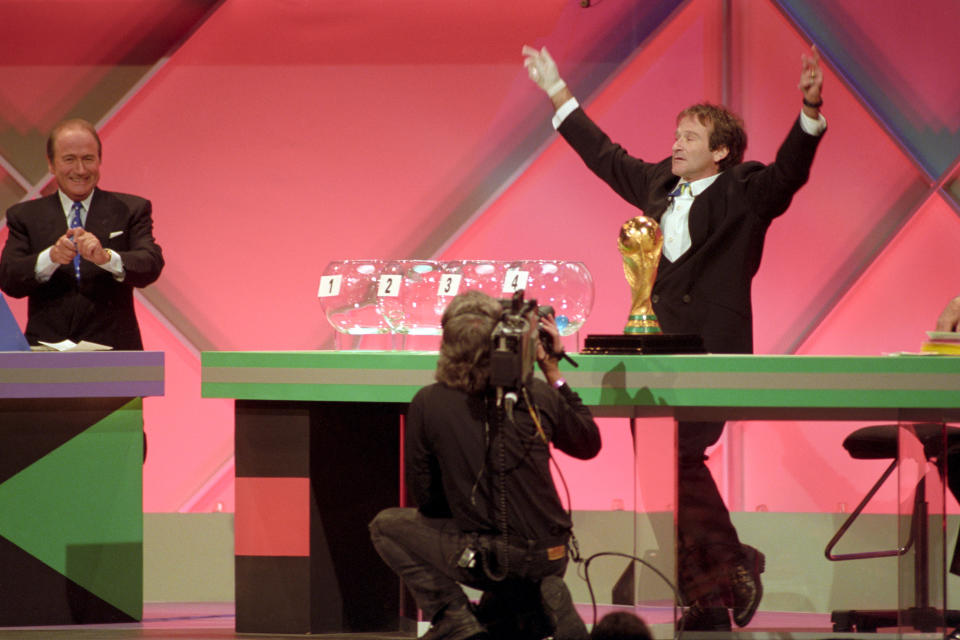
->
xmin=0 ymin=398 xmax=143 ymax=619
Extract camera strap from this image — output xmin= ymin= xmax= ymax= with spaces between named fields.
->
xmin=520 ymin=386 xmax=548 ymax=444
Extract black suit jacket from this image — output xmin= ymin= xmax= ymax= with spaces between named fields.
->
xmin=559 ymin=108 xmax=823 ymax=353
xmin=0 ymin=188 xmax=164 ymax=350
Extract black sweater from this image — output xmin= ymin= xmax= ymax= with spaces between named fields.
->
xmin=406 ymin=377 xmax=601 ymax=541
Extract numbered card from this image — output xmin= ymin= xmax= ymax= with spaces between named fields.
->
xmin=377 ymin=274 xmax=403 ymax=297
xmin=318 ymin=275 xmax=342 ymax=297
xmin=502 ymin=269 xmax=529 ymax=293
xmin=437 ymin=273 xmax=462 ymax=297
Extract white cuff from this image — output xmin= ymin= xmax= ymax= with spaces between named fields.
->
xmin=799 ymin=109 xmax=826 ymax=136
xmin=552 ymin=97 xmax=580 ymax=130
xmin=97 ymin=249 xmax=125 ymax=280
xmin=35 ymin=248 xmax=58 ymax=283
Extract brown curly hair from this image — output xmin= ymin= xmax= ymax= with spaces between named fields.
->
xmin=435 ymin=290 xmax=501 ymax=393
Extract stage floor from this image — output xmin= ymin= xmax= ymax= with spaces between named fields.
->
xmin=0 ymin=603 xmax=952 ymax=639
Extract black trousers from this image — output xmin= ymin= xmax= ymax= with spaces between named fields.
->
xmin=369 ymin=507 xmax=567 ymax=622
xmin=677 ymin=421 xmax=743 ymax=602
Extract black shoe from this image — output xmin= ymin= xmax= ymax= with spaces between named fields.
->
xmin=539 ymin=576 xmax=588 ymax=640
xmin=422 ymin=601 xmax=488 ymax=640
xmin=731 ymin=544 xmax=765 ymax=627
xmin=476 ymin=583 xmax=552 ymax=640
xmin=678 ymin=603 xmax=732 ymax=632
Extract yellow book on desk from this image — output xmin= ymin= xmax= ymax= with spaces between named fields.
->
xmin=921 ymin=330 xmax=960 ymax=354
xmin=921 ymin=342 xmax=960 ymax=355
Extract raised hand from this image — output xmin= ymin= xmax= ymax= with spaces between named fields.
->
xmin=522 ymin=45 xmax=566 ymax=97
xmin=799 ymin=44 xmax=823 ymax=109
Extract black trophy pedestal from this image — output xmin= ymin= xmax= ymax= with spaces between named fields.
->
xmin=581 ymin=334 xmax=706 ymax=355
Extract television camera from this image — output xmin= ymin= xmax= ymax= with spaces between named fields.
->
xmin=489 ymin=290 xmax=577 ymax=417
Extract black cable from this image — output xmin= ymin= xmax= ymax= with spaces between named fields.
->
xmin=522 ymin=382 xmax=688 ymax=639
xmin=468 ymin=406 xmax=491 ymax=507
xmin=490 ymin=384 xmax=689 ymax=637
xmin=481 ymin=402 xmax=512 ymax=583
xmin=581 ymin=550 xmax=687 ymax=640
xmin=496 ymin=409 xmax=509 ymax=578
xmin=484 ymin=386 xmax=571 ymax=580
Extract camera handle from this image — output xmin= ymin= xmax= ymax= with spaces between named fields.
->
xmin=553 ymin=349 xmax=579 ymax=368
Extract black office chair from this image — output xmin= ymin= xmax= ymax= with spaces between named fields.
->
xmin=825 ymin=423 xmax=960 ymax=632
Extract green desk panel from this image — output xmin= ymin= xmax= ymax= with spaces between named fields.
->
xmin=202 ymin=351 xmax=960 ymax=421
xmin=1 ymin=351 xmax=164 ymax=626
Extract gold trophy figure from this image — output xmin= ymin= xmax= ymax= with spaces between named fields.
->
xmin=618 ymin=216 xmax=663 ymax=334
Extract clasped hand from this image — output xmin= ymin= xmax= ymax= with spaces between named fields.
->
xmin=50 ymin=228 xmax=110 ymax=266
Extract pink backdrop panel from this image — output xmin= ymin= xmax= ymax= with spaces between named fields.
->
xmin=96 ymin=0 xmax=658 ymax=352
xmin=732 ymin=0 xmax=929 ymax=356
xmin=3 ymin=0 xmax=958 ymax=515
xmin=551 ymin=418 xmax=640 ymax=513
xmin=442 ymin=0 xmax=724 ymax=342
xmin=798 ymin=195 xmax=960 ymax=356
xmin=139 ymin=297 xmax=235 ymax=513
xmin=778 ymin=0 xmax=960 ymax=177
xmin=745 ymin=196 xmax=960 ymax=514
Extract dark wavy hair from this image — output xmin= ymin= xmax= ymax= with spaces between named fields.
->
xmin=592 ymin=611 xmax=652 ymax=640
xmin=677 ymin=103 xmax=746 ymax=172
xmin=435 ymin=290 xmax=501 ymax=393
xmin=47 ymin=118 xmax=102 ymax=161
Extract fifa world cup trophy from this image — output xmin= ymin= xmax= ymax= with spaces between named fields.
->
xmin=617 ymin=216 xmax=663 ymax=334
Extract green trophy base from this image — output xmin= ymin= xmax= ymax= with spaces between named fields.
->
xmin=581 ymin=333 xmax=706 ymax=355
xmin=623 ymin=313 xmax=660 ymax=334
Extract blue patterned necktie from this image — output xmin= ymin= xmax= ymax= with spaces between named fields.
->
xmin=70 ymin=201 xmax=83 ymax=279
xmin=668 ymin=182 xmax=692 ymax=198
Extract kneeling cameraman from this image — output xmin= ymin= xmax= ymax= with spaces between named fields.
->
xmin=370 ymin=290 xmax=601 ymax=640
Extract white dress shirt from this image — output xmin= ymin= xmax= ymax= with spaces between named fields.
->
xmin=661 ymin=174 xmax=719 ymax=261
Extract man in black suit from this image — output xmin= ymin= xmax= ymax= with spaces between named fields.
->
xmin=0 ymin=118 xmax=163 ymax=350
xmin=523 ymin=44 xmax=826 ymax=630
